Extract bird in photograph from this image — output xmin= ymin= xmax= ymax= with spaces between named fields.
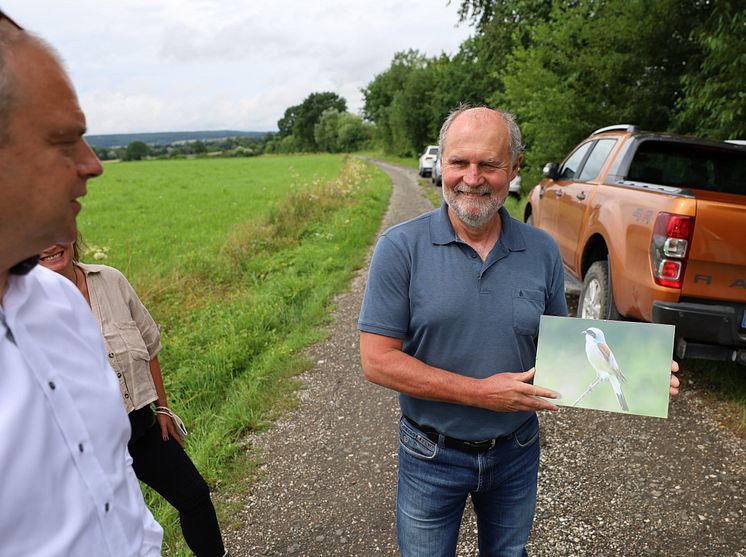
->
xmin=576 ymin=327 xmax=629 ymax=412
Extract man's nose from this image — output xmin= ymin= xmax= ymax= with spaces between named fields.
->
xmin=78 ymin=140 xmax=103 ymax=179
xmin=463 ymin=163 xmax=482 ymax=186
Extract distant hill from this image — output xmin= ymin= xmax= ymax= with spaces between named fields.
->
xmin=86 ymin=130 xmax=270 ymax=149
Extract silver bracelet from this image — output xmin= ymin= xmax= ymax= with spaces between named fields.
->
xmin=154 ymin=406 xmax=188 ymax=437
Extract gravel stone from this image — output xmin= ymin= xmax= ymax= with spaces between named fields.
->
xmin=222 ymin=161 xmax=746 ymax=556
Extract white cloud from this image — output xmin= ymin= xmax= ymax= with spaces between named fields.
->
xmin=4 ymin=0 xmax=472 ymax=134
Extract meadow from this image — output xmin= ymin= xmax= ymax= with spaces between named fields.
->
xmin=79 ymin=154 xmax=391 ymax=554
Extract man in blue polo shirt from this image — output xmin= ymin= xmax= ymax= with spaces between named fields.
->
xmin=359 ymin=106 xmax=680 ymax=556
xmin=359 ymin=106 xmax=565 ymax=556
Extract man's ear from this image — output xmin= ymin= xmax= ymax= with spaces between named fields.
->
xmin=510 ymin=155 xmax=523 ymax=181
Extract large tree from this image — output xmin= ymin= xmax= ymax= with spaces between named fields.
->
xmin=362 ymin=0 xmax=737 ymax=174
xmin=123 ymin=140 xmax=149 ymax=161
xmin=293 ymin=92 xmax=347 ymax=151
xmin=362 ymin=50 xmax=428 ymax=154
xmin=499 ymin=0 xmax=706 ymax=184
xmin=277 ymin=105 xmax=300 ymax=138
xmin=276 ymin=92 xmax=347 ymax=151
xmin=314 ymin=109 xmax=373 ymax=153
xmin=675 ymin=0 xmax=746 ymax=139
xmin=314 ymin=108 xmax=341 ymax=152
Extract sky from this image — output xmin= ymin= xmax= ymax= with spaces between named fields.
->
xmin=4 ymin=1 xmax=473 ymax=135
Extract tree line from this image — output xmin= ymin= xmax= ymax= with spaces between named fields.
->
xmin=95 ymin=135 xmax=271 ymax=162
xmin=110 ymin=0 xmax=742 ymax=189
xmin=108 ymin=92 xmax=376 ymax=162
xmin=265 ymin=91 xmax=375 ymax=154
xmin=362 ymin=0 xmax=744 ymax=188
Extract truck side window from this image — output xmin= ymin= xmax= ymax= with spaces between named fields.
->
xmin=627 ymin=141 xmax=746 ymax=193
xmin=578 ymin=139 xmax=617 ymax=181
xmin=558 ymin=141 xmax=594 ymax=180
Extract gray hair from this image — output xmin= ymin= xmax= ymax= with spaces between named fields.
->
xmin=438 ymin=104 xmax=524 ymax=165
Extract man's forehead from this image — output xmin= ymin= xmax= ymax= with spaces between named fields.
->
xmin=451 ymin=109 xmax=506 ymax=134
xmin=444 ymin=111 xmax=509 ymax=157
xmin=8 ymin=40 xmax=82 ymax=120
xmin=10 ymin=39 xmax=70 ymax=88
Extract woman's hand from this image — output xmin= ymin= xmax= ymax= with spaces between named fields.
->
xmin=156 ymin=411 xmax=184 ymax=448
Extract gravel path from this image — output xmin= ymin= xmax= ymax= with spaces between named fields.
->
xmin=223 ymin=161 xmax=745 ymax=557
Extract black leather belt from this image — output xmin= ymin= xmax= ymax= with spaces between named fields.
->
xmin=405 ymin=416 xmax=510 ymax=454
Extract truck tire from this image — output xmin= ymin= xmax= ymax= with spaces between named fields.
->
xmin=578 ymin=260 xmax=621 ymax=320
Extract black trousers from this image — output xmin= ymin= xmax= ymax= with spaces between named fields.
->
xmin=128 ymin=406 xmax=225 ymax=557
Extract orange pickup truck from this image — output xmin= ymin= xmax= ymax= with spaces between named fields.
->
xmin=525 ymin=125 xmax=746 ymax=365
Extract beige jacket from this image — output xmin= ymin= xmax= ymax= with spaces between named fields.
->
xmin=78 ymin=263 xmax=162 ymax=412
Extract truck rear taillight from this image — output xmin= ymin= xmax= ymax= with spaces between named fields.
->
xmin=650 ymin=212 xmax=694 ymax=289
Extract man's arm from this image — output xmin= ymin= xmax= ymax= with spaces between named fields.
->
xmin=360 ymin=332 xmax=559 ymax=413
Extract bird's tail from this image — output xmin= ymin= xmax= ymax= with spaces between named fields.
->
xmin=610 ymin=376 xmax=629 ymax=412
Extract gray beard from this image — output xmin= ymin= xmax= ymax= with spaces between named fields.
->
xmin=443 ymin=187 xmax=504 ymax=230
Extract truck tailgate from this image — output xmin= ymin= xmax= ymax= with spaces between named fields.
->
xmin=682 ymin=193 xmax=746 ymax=302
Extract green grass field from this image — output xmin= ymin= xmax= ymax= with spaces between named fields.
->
xmin=79 ymin=154 xmax=391 ymax=555
xmin=79 ymin=154 xmax=345 ymax=282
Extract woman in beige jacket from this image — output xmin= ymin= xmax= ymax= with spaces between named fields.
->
xmin=40 ymin=240 xmax=227 ymax=557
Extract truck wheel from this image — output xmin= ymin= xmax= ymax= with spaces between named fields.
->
xmin=578 ymin=260 xmax=621 ymax=320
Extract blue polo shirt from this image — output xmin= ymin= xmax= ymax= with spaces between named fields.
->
xmin=359 ymin=203 xmax=567 ymax=440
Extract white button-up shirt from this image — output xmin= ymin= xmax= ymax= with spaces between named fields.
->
xmin=0 ymin=266 xmax=163 ymax=556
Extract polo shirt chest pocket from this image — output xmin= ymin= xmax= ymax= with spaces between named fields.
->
xmin=512 ymin=288 xmax=545 ymax=336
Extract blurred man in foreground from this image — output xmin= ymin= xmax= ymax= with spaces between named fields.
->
xmin=0 ymin=10 xmax=163 ymax=556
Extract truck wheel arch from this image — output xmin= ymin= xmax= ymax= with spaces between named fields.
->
xmin=578 ymin=234 xmax=623 ymax=320
xmin=578 ymin=259 xmax=623 ymax=320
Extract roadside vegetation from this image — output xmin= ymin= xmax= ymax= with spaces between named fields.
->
xmin=362 ymin=0 xmax=744 ymax=192
xmin=357 ymin=150 xmax=418 ymax=170
xmin=80 ymin=155 xmax=391 ymax=554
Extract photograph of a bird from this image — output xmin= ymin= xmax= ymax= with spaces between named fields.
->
xmin=576 ymin=327 xmax=629 ymax=412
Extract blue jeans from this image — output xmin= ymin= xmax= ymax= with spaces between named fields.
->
xmin=396 ymin=415 xmax=540 ymax=557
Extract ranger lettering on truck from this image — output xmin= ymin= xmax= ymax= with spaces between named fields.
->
xmin=692 ymin=275 xmax=746 ymax=288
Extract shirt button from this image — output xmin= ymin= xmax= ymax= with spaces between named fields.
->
xmin=108 ymin=353 xmax=114 ymax=358
xmin=104 ymin=502 xmax=110 ymax=512
xmin=48 ymin=381 xmax=56 ymax=390
xmin=117 ymin=373 xmax=122 ymax=378
xmin=124 ymin=393 xmax=129 ymax=399
xmin=471 ymin=253 xmax=477 ymax=258
xmin=78 ymin=443 xmax=84 ymax=453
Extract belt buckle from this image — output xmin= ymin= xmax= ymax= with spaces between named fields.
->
xmin=463 ymin=437 xmax=496 ymax=451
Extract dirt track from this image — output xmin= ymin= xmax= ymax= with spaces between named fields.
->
xmin=223 ymin=160 xmax=745 ymax=556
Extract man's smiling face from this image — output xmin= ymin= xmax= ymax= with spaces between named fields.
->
xmin=441 ymin=108 xmax=520 ymax=231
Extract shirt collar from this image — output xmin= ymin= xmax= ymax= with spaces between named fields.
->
xmin=430 ymin=202 xmax=527 ymax=252
xmin=76 ymin=263 xmax=101 ymax=277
